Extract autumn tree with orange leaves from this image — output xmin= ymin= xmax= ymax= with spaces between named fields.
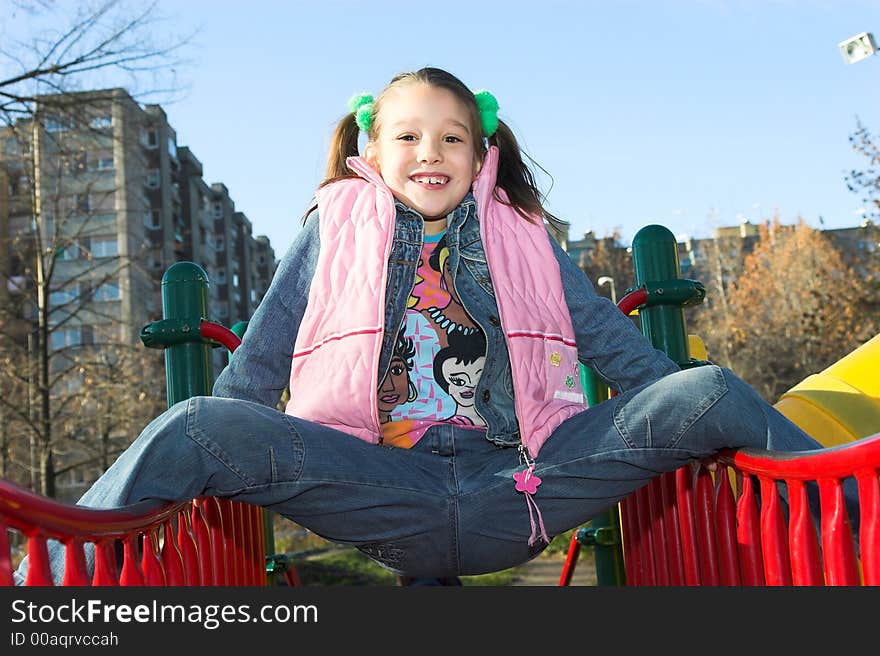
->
xmin=692 ymin=219 xmax=878 ymax=402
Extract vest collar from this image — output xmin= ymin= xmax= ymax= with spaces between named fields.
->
xmin=345 ymin=155 xmax=388 ymax=188
xmin=472 ymin=146 xmax=500 ymax=213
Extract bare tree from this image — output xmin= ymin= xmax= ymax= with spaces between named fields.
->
xmin=0 ymin=0 xmax=191 ymax=497
xmin=1 ymin=0 xmax=191 ymax=125
xmin=846 ymin=117 xmax=880 ymax=223
xmin=577 ymin=229 xmax=635 ymax=301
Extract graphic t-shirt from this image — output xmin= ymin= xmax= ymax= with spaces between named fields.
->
xmin=379 ymin=231 xmax=488 ymax=447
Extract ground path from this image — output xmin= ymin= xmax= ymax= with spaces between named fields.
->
xmin=509 ymin=550 xmax=596 ymax=586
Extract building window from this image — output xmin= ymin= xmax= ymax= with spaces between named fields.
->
xmin=167 ymin=136 xmax=177 ymax=159
xmin=97 ymin=156 xmax=114 ymax=170
xmin=90 ymin=237 xmax=118 ymax=258
xmin=74 ymin=193 xmax=92 ymax=213
xmin=94 ymin=281 xmax=120 ymax=301
xmin=212 ymin=202 xmax=223 ymax=219
xmin=50 ymin=327 xmax=82 ymax=351
xmin=45 ymin=116 xmax=73 ymax=133
xmin=216 ymin=269 xmax=226 ymax=283
xmin=215 ymin=237 xmax=224 ymax=251
xmin=50 ymin=285 xmax=79 ymax=306
xmin=232 ymin=273 xmax=239 ymax=288
xmin=59 ymin=244 xmax=81 ymax=261
xmin=142 ymin=128 xmax=158 ymax=149
xmin=89 ymin=115 xmax=113 ymax=129
xmin=146 ymin=169 xmax=160 ymax=188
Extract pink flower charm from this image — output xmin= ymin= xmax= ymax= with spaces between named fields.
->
xmin=513 ymin=467 xmax=542 ymax=495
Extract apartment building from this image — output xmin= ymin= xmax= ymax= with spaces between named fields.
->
xmin=0 ymin=89 xmax=275 ymax=497
xmin=1 ymin=88 xmax=275 ymax=369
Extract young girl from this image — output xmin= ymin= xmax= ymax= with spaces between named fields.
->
xmin=20 ymin=67 xmax=845 ymax=584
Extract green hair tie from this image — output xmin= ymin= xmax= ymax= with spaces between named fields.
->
xmin=347 ymin=92 xmax=374 ymax=132
xmin=473 ymin=89 xmax=499 ymax=137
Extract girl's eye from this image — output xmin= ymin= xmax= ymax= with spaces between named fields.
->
xmin=444 ymin=136 xmax=463 ymax=143
xmin=397 ymin=135 xmax=416 ymax=142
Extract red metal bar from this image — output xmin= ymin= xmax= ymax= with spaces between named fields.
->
xmin=619 ymin=497 xmax=638 ymax=584
xmin=857 ymin=469 xmax=880 ymax=585
xmin=616 ymin=287 xmax=648 ymax=316
xmin=93 ymin=539 xmax=119 ymax=586
xmin=786 ymin=479 xmax=823 ymax=586
xmin=221 ymin=502 xmax=239 ymax=585
xmin=647 ymin=477 xmax=670 ymax=585
xmin=694 ymin=466 xmax=720 ymax=585
xmin=558 ymin=532 xmax=582 ymax=586
xmin=120 ymin=536 xmax=145 ymax=586
xmin=192 ymin=502 xmax=214 ymax=585
xmin=200 ymin=320 xmax=241 ymax=353
xmin=735 ymin=474 xmax=764 ymax=585
xmin=255 ymin=505 xmax=267 ymax=586
xmin=162 ymin=522 xmax=185 ymax=585
xmin=25 ymin=534 xmax=53 ymax=585
xmin=140 ymin=532 xmax=165 ymax=586
xmin=714 ymin=467 xmax=741 ymax=585
xmin=818 ymin=478 xmax=860 ymax=585
xmin=177 ymin=509 xmax=201 ymax=585
xmin=674 ymin=466 xmax=701 ymax=585
xmin=634 ymin=485 xmax=656 ymax=585
xmin=246 ymin=505 xmax=263 ymax=586
xmin=659 ymin=471 xmax=685 ymax=585
xmin=758 ymin=477 xmax=791 ymax=585
xmin=204 ymin=498 xmax=227 ymax=586
xmin=61 ymin=539 xmax=90 ymax=586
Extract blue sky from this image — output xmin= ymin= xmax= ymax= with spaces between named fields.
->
xmin=40 ymin=1 xmax=880 ymax=254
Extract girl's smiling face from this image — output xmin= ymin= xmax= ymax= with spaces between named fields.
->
xmin=365 ymin=83 xmax=482 ymax=233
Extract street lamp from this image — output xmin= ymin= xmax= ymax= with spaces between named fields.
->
xmin=597 ymin=276 xmax=616 ymax=304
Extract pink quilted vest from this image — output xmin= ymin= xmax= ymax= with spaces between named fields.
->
xmin=286 ymin=147 xmax=587 ymax=458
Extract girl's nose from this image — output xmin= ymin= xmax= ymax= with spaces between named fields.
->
xmin=417 ymin=138 xmax=442 ymax=164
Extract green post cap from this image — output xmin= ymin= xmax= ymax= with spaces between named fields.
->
xmin=162 ymin=261 xmax=209 ymax=287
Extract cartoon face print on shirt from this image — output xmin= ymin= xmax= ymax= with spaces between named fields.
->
xmin=378 ymin=331 xmax=418 ymax=424
xmin=433 ymin=330 xmax=487 ymax=426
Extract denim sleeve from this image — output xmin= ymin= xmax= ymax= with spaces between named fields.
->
xmin=550 ymin=234 xmax=680 ymax=393
xmin=212 ymin=207 xmax=321 ymax=406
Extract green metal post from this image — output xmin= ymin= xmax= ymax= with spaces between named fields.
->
xmin=160 ymin=263 xmax=214 ymax=406
xmin=631 ymin=225 xmax=691 ymax=365
xmin=579 ymin=364 xmax=627 ymax=585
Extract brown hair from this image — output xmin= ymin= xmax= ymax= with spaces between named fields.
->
xmin=315 ymin=67 xmax=565 ymax=230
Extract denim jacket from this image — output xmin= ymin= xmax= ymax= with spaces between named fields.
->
xmin=213 ymin=194 xmax=679 ymax=449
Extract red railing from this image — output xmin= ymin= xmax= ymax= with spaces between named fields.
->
xmin=0 ymin=477 xmax=266 ymax=586
xmin=559 ymin=432 xmax=880 ymax=586
xmin=0 ymin=320 xmax=265 ymax=587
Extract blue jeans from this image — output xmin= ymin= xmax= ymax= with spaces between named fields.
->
xmin=18 ymin=366 xmax=847 ymax=583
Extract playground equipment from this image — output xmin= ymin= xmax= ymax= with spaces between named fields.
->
xmin=2 ymin=227 xmax=878 ymax=586
xmin=559 ymin=225 xmax=880 ymax=586
xmin=774 ymin=333 xmax=880 ymax=447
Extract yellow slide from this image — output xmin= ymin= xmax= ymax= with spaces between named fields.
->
xmin=773 ymin=334 xmax=880 ymax=447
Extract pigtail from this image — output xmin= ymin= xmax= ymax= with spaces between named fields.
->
xmin=490 ymin=119 xmax=568 ymax=233
xmin=301 ymin=114 xmax=362 ymax=223
xmin=324 ymin=113 xmax=362 ymax=182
